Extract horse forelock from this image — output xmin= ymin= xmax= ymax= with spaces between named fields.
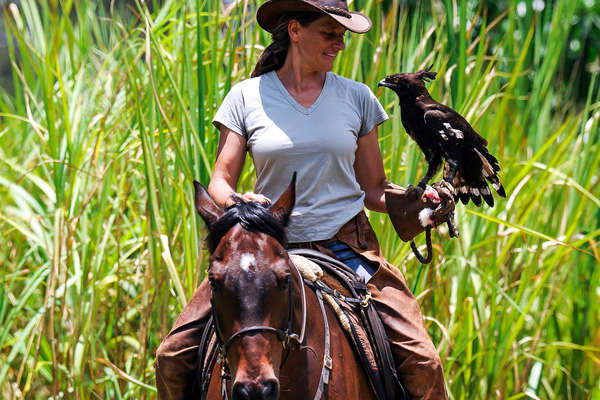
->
xmin=206 ymin=200 xmax=287 ymax=253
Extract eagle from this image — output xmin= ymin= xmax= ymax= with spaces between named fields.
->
xmin=378 ymin=66 xmax=506 ymax=209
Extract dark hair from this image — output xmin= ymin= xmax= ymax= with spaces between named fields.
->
xmin=206 ymin=199 xmax=287 ymax=253
xmin=251 ymin=12 xmax=323 ymax=78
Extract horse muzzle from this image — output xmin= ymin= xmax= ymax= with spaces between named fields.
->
xmin=232 ymin=378 xmax=279 ymax=400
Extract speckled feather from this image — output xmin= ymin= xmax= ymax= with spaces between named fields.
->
xmin=379 ymin=67 xmax=506 ymax=208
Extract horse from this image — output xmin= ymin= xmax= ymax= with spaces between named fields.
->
xmin=193 ymin=175 xmax=376 ymax=400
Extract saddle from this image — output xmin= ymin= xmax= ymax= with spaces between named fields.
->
xmin=194 ymin=249 xmax=407 ymax=400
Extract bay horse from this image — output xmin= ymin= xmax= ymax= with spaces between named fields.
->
xmin=193 ymin=175 xmax=375 ymax=400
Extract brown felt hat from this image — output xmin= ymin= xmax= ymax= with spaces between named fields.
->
xmin=256 ymin=0 xmax=372 ymax=34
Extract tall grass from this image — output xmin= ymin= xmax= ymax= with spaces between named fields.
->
xmin=0 ymin=0 xmax=598 ymax=398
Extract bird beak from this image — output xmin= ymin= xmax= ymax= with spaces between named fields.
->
xmin=378 ymin=78 xmax=391 ymax=88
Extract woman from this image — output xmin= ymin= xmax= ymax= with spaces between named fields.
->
xmin=156 ymin=0 xmax=453 ymax=398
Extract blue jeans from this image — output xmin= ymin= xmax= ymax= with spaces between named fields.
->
xmin=323 ymin=241 xmax=377 ymax=281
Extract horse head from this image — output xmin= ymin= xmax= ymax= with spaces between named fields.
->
xmin=194 ymin=174 xmax=299 ymax=400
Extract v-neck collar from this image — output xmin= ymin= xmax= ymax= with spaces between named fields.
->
xmin=269 ymin=71 xmax=331 ymax=115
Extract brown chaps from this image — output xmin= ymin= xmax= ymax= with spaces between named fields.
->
xmin=155 ymin=211 xmax=448 ymax=399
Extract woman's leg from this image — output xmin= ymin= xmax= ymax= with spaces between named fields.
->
xmin=368 ymin=262 xmax=448 ymax=400
xmin=155 ymin=279 xmax=212 ymax=400
xmin=330 ymin=212 xmax=448 ymax=400
xmin=324 ymin=241 xmax=447 ymax=399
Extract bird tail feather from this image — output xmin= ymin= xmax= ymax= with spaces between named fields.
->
xmin=451 ymin=174 xmax=472 ymax=205
xmin=474 ymin=148 xmax=506 ymax=199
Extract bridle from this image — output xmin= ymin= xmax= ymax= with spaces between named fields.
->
xmin=203 ymin=250 xmax=335 ymax=400
xmin=210 ymin=256 xmax=307 ymax=384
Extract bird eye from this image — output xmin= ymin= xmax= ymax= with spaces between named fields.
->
xmin=393 ymin=78 xmax=399 ymax=83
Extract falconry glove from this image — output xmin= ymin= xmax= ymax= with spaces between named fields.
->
xmin=385 ymin=181 xmax=455 ymax=242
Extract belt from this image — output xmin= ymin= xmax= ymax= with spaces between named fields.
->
xmin=286 ymin=237 xmax=337 ymax=250
xmin=286 ymin=211 xmax=367 ymax=251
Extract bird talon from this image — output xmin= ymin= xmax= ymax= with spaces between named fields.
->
xmin=447 ymin=211 xmax=460 ymax=238
xmin=440 ymin=180 xmax=456 ymax=195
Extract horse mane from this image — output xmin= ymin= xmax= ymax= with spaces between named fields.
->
xmin=206 ymin=200 xmax=287 ymax=253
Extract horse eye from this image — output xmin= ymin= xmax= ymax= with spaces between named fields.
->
xmin=208 ymin=275 xmax=220 ymax=291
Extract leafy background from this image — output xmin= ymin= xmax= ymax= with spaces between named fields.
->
xmin=0 ymin=0 xmax=599 ymax=398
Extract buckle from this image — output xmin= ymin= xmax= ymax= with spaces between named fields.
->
xmin=284 ymin=332 xmax=300 ymax=349
xmin=220 ymin=359 xmax=232 ymax=380
xmin=360 ymin=292 xmax=372 ymax=308
xmin=324 ymin=355 xmax=333 ymax=370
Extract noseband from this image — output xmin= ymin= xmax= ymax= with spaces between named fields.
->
xmin=211 ymin=258 xmax=307 ymax=381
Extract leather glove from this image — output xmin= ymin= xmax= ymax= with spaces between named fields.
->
xmin=385 ymin=181 xmax=456 ymax=242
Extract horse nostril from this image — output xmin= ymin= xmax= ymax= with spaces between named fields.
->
xmin=232 ymin=378 xmax=279 ymax=400
xmin=262 ymin=379 xmax=279 ymax=399
xmin=232 ymin=382 xmax=250 ymax=400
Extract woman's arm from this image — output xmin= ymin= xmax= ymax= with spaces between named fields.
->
xmin=208 ymin=125 xmax=270 ymax=208
xmin=354 ymin=126 xmax=390 ymax=213
xmin=355 ymin=126 xmax=457 ymax=241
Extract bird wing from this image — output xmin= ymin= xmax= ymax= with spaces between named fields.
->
xmin=422 ymin=104 xmax=505 ymax=207
xmin=422 ymin=104 xmax=488 ymax=147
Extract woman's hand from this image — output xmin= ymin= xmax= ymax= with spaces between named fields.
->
xmin=385 ymin=181 xmax=456 ymax=242
xmin=227 ymin=191 xmax=272 ymax=208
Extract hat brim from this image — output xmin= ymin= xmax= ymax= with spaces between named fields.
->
xmin=256 ymin=0 xmax=372 ymax=34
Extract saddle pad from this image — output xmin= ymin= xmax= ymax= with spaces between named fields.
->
xmin=289 ymin=254 xmax=323 ymax=282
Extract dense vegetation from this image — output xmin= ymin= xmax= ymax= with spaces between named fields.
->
xmin=0 ymin=0 xmax=598 ymax=398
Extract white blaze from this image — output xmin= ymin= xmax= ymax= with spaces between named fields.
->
xmin=240 ymin=253 xmax=255 ymax=272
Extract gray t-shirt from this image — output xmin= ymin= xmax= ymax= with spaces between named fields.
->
xmin=213 ymin=71 xmax=388 ymax=242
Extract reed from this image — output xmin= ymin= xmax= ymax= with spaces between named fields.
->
xmin=0 ymin=0 xmax=598 ymax=398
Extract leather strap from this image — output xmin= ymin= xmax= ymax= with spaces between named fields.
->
xmin=313 ymin=289 xmax=332 ymax=400
xmin=410 ymin=228 xmax=433 ymax=264
xmin=198 ymin=316 xmax=216 ymax=400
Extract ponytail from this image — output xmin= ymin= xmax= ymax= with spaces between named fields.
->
xmin=251 ymin=12 xmax=323 ymax=78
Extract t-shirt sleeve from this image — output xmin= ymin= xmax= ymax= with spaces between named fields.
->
xmin=212 ymin=83 xmax=247 ymax=140
xmin=358 ymin=84 xmax=389 ymax=137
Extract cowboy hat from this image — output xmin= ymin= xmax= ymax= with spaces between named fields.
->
xmin=256 ymin=0 xmax=372 ymax=34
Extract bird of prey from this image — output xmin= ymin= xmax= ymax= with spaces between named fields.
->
xmin=379 ymin=66 xmax=506 ymax=209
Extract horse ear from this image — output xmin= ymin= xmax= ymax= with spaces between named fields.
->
xmin=193 ymin=180 xmax=224 ymax=227
xmin=269 ymin=172 xmax=296 ymax=226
